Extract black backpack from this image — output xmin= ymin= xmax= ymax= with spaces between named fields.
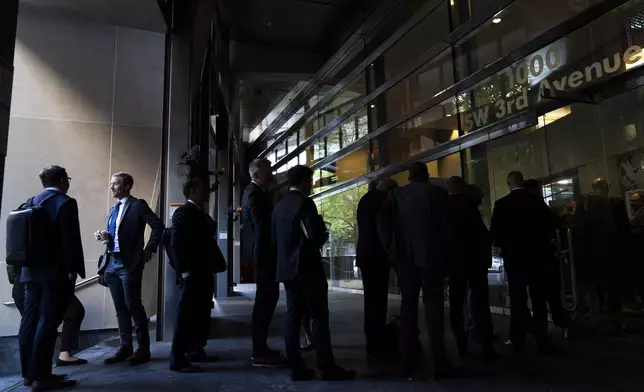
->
xmin=5 ymin=194 xmax=57 ymax=268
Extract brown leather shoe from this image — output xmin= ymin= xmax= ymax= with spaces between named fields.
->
xmin=104 ymin=347 xmax=134 ymax=364
xmin=128 ymin=349 xmax=151 ymax=365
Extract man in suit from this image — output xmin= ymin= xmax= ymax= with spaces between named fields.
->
xmin=19 ymin=165 xmax=84 ymax=391
xmin=490 ymin=171 xmax=555 ymax=352
xmin=95 ymin=172 xmax=164 ymax=365
xmin=446 ymin=176 xmax=495 ymax=358
xmin=242 ymin=158 xmax=283 ymax=367
xmin=169 ymin=178 xmax=220 ymax=372
xmin=377 ymin=162 xmax=452 ymax=379
xmin=356 ymin=178 xmax=397 ymax=359
xmin=273 ymin=165 xmax=356 ymax=381
xmin=11 ymin=265 xmax=87 ymax=367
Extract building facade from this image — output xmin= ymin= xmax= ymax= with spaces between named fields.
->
xmin=245 ymin=0 xmax=644 ymax=308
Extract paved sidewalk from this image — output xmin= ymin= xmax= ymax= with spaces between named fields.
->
xmin=7 ymin=285 xmax=644 ymax=391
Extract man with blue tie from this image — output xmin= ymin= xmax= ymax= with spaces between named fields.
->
xmin=19 ymin=165 xmax=84 ymax=391
xmin=96 ymin=172 xmax=164 ymax=365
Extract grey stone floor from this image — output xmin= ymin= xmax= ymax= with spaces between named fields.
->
xmin=6 ymin=284 xmax=644 ymax=391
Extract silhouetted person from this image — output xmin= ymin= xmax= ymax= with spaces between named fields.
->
xmin=630 ymin=192 xmax=644 ymax=299
xmin=273 ymin=165 xmax=356 ymax=381
xmin=10 ymin=265 xmax=87 ymax=367
xmin=170 ymin=178 xmax=220 ymax=372
xmin=378 ymin=162 xmax=452 ymax=379
xmin=96 ymin=172 xmax=164 ymax=366
xmin=19 ymin=165 xmax=84 ymax=390
xmin=524 ymin=179 xmax=570 ymax=330
xmin=446 ymin=176 xmax=495 ymax=358
xmin=572 ymin=178 xmax=627 ymax=334
xmin=490 ymin=171 xmax=555 ymax=352
xmin=357 ymin=178 xmax=398 ymax=358
xmin=242 ymin=158 xmax=283 ymax=367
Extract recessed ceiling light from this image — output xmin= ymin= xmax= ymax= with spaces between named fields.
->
xmin=370 ymin=104 xmax=375 ymax=108
xmin=492 ymin=18 xmax=502 ymax=24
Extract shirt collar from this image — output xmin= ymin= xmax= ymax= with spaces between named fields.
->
xmin=510 ymin=187 xmax=523 ymax=192
xmin=252 ymin=180 xmax=266 ymax=191
xmin=187 ymin=199 xmax=201 ymax=209
xmin=44 ymin=187 xmax=63 ymax=193
xmin=117 ymin=196 xmax=130 ymax=205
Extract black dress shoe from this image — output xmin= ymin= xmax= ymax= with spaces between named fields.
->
xmin=128 ymin=349 xmax=151 ymax=366
xmin=319 ymin=365 xmax=357 ymax=381
xmin=170 ymin=363 xmax=204 ymax=373
xmin=291 ymin=366 xmax=315 ymax=381
xmin=56 ymin=358 xmax=88 ymax=367
xmin=31 ymin=376 xmax=77 ymax=392
xmin=190 ymin=349 xmax=219 ymax=363
xmin=24 ymin=374 xmax=68 ymax=387
xmin=104 ymin=347 xmax=134 ymax=364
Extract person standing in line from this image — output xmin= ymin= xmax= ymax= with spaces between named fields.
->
xmin=273 ymin=165 xmax=356 ymax=381
xmin=490 ymin=171 xmax=555 ymax=352
xmin=524 ymin=179 xmax=570 ymax=331
xmin=9 ymin=265 xmax=87 ymax=367
xmin=377 ymin=162 xmax=453 ymax=380
xmin=96 ymin=172 xmax=164 ymax=365
xmin=446 ymin=176 xmax=495 ymax=358
xmin=18 ymin=165 xmax=84 ymax=391
xmin=169 ymin=178 xmax=221 ymax=372
xmin=242 ymin=158 xmax=283 ymax=367
xmin=356 ymin=178 xmax=397 ymax=359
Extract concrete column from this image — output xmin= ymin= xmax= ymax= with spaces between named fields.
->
xmin=215 ymin=144 xmax=230 ymax=298
xmin=0 ymin=0 xmax=19 ymax=215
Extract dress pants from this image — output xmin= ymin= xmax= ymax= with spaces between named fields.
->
xmin=398 ymin=265 xmax=448 ymax=373
xmin=284 ymin=274 xmax=335 ymax=370
xmin=19 ymin=278 xmax=73 ymax=380
xmin=170 ymin=273 xmax=215 ymax=367
xmin=14 ymin=282 xmax=85 ymax=354
xmin=105 ymin=266 xmax=150 ymax=350
xmin=251 ymin=265 xmax=279 ymax=356
xmin=360 ymin=265 xmax=390 ymax=353
xmin=449 ymin=267 xmax=493 ymax=351
xmin=506 ymin=261 xmax=549 ymax=346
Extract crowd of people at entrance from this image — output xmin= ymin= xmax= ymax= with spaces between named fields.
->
xmin=5 ymin=158 xmax=644 ymax=390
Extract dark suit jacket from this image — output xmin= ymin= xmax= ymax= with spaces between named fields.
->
xmin=170 ymin=202 xmax=218 ymax=275
xmin=377 ymin=181 xmax=449 ymax=273
xmin=101 ymin=197 xmax=164 ymax=272
xmin=490 ymin=188 xmax=554 ymax=269
xmin=21 ymin=189 xmax=85 ymax=282
xmin=356 ymin=189 xmax=388 ymax=269
xmin=448 ymin=194 xmax=491 ymax=271
xmin=242 ymin=182 xmax=275 ymax=270
xmin=272 ymin=190 xmax=327 ymax=283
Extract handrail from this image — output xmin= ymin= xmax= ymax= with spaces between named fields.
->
xmin=2 ymin=275 xmax=101 ymax=306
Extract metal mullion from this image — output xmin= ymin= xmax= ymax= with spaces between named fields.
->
xmin=251 ymin=0 xmax=412 ymax=147
xmin=274 ymin=0 xmax=629 ymax=172
xmin=256 ymin=0 xmax=450 ymax=157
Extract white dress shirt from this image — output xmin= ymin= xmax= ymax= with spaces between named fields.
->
xmin=112 ymin=196 xmax=130 ymax=253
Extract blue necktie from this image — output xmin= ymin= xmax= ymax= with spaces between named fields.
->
xmin=107 ymin=202 xmax=121 ymax=251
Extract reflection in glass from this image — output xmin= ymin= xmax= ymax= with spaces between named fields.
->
xmin=316 ymin=183 xmax=369 ymax=290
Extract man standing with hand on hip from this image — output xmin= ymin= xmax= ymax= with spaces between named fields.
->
xmin=95 ymin=172 xmax=164 ymax=365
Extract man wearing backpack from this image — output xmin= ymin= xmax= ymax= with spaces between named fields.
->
xmin=17 ymin=165 xmax=85 ymax=391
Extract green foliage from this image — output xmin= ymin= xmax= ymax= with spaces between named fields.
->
xmin=316 ymin=184 xmax=368 ymax=255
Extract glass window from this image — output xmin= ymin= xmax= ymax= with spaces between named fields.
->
xmin=326 ymin=130 xmax=341 ymax=156
xmin=371 ymin=4 xmax=450 ymax=89
xmin=452 ymin=0 xmax=600 ymax=82
xmin=287 ymin=132 xmax=298 ymax=154
xmin=316 ymin=183 xmax=369 ymax=290
xmin=373 ymin=97 xmax=459 ymax=170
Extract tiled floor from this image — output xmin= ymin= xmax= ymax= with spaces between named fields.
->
xmin=6 ymin=285 xmax=644 ymax=391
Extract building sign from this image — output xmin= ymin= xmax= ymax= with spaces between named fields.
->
xmin=461 ymin=38 xmax=644 ymax=132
